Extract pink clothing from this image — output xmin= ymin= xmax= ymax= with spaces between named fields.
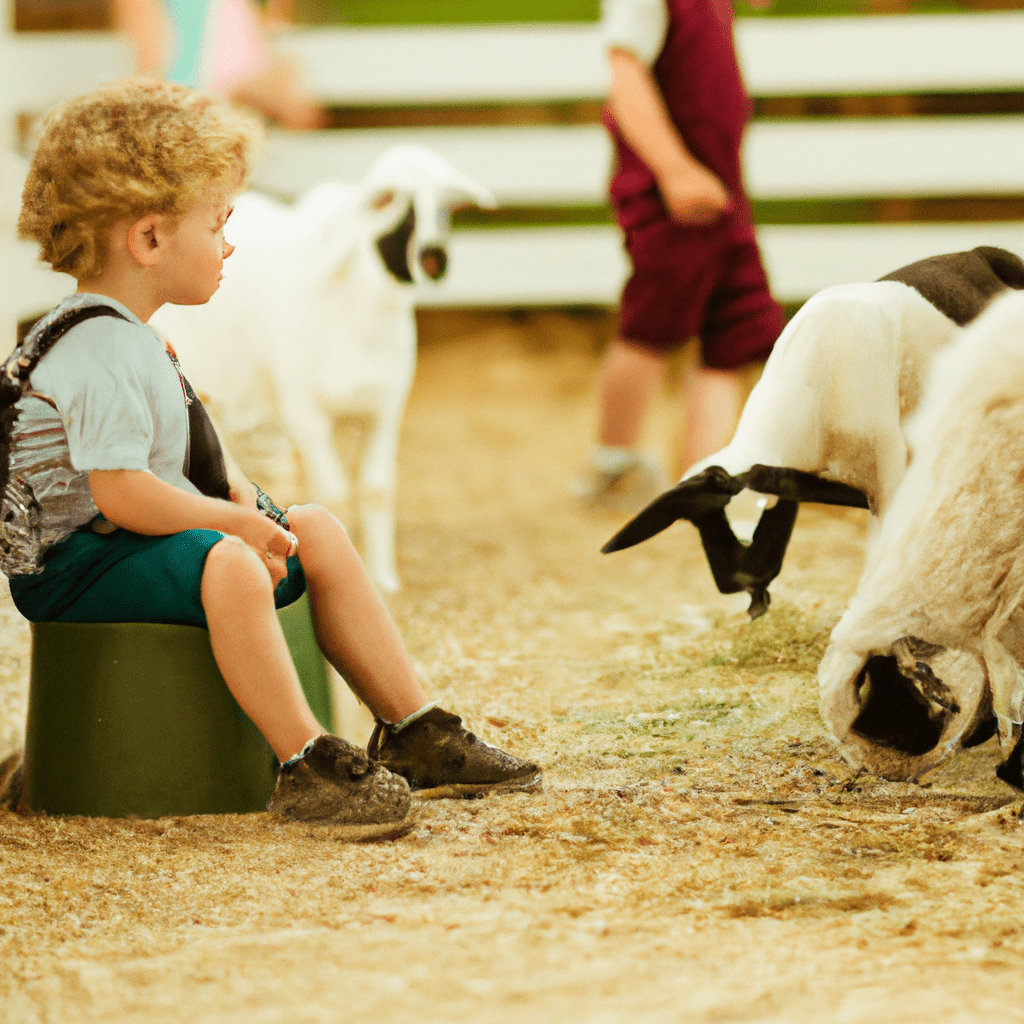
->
xmin=207 ymin=0 xmax=273 ymax=92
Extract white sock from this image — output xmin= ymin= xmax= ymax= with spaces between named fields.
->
xmin=282 ymin=736 xmax=318 ymax=767
xmin=589 ymin=444 xmax=638 ymax=475
xmin=392 ymin=700 xmax=439 ymax=733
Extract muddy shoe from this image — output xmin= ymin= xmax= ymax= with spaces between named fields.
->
xmin=268 ymin=734 xmax=411 ymax=833
xmin=368 ymin=706 xmax=543 ymax=798
xmin=0 ymin=750 xmax=23 ymax=811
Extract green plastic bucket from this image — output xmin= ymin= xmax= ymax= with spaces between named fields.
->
xmin=22 ymin=593 xmax=333 ymax=817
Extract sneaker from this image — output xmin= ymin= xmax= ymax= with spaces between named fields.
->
xmin=573 ymin=453 xmax=668 ymax=515
xmin=267 ymin=734 xmax=412 ymax=834
xmin=367 ymin=707 xmax=543 ymax=798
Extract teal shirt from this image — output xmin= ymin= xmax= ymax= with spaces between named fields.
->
xmin=165 ymin=0 xmax=214 ymax=87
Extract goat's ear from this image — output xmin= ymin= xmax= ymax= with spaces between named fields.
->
xmin=369 ymin=189 xmax=397 ymax=211
xmin=451 ymin=181 xmax=497 ymax=211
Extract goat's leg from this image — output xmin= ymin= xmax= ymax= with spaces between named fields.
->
xmin=997 ymin=727 xmax=1024 ymax=792
xmin=691 ymin=508 xmax=746 ymax=594
xmin=734 ymin=498 xmax=799 ymax=619
xmin=278 ymin=390 xmax=351 ymax=508
xmin=357 ymin=402 xmax=405 ymax=594
xmin=742 ymin=465 xmax=870 ymax=509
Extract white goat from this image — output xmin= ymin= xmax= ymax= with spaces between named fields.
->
xmin=603 ymin=248 xmax=1024 ymax=617
xmin=819 ymin=290 xmax=1024 ymax=784
xmin=152 ymin=145 xmax=495 ymax=593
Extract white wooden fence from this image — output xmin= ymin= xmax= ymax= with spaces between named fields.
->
xmin=0 ymin=0 xmax=132 ymax=344
xmin=266 ymin=14 xmax=1024 ymax=307
xmin=4 ymin=9 xmax=1024 ymax=342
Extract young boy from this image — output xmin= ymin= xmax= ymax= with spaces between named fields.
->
xmin=579 ymin=0 xmax=786 ymax=510
xmin=9 ymin=78 xmax=540 ymax=825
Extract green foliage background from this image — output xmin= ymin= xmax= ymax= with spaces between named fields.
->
xmin=296 ymin=1 xmax=1007 ymax=25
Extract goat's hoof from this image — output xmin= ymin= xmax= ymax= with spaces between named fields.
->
xmin=746 ymin=588 xmax=771 ymax=620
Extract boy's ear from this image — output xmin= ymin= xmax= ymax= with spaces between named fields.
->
xmin=125 ymin=214 xmax=167 ymax=267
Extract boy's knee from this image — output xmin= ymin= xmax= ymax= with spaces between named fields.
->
xmin=288 ymin=502 xmax=345 ymax=536
xmin=203 ymin=536 xmax=270 ymax=593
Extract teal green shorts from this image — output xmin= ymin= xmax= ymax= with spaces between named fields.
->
xmin=9 ymin=523 xmax=305 ymax=626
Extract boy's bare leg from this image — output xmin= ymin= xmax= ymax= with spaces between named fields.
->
xmin=284 ymin=505 xmax=541 ymax=795
xmin=287 ymin=504 xmax=430 ymax=725
xmin=201 ymin=536 xmax=323 ymax=762
xmin=681 ymin=365 xmax=742 ymax=471
xmin=596 ymin=338 xmax=666 ymax=447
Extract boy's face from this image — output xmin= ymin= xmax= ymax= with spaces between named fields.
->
xmin=160 ymin=192 xmax=236 ymax=306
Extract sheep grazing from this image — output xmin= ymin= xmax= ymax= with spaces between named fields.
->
xmin=819 ymin=289 xmax=1024 ymax=787
xmin=602 ymin=247 xmax=1024 ymax=618
xmin=152 ymin=145 xmax=495 ymax=593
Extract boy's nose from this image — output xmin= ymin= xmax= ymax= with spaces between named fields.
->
xmin=223 ymin=241 xmax=235 ymax=259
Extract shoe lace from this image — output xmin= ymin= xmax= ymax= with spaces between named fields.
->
xmin=367 ymin=718 xmax=389 ymax=760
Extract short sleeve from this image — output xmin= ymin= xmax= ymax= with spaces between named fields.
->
xmin=601 ymin=0 xmax=669 ymax=66
xmin=30 ymin=317 xmax=157 ymax=473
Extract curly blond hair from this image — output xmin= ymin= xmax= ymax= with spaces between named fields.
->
xmin=18 ymin=78 xmax=263 ymax=280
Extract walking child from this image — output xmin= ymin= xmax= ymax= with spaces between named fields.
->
xmin=7 ymin=78 xmax=540 ymax=825
xmin=579 ymin=0 xmax=785 ymax=509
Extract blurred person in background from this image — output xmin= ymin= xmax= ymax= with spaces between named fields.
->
xmin=577 ymin=0 xmax=784 ymax=512
xmin=111 ymin=0 xmax=327 ymax=129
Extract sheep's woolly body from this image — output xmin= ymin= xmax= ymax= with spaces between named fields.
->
xmin=820 ymin=290 xmax=1024 ymax=772
xmin=686 ymin=280 xmax=958 ymax=514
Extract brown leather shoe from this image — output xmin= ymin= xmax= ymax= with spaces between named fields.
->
xmin=0 ymin=750 xmax=23 ymax=811
xmin=268 ymin=734 xmax=411 ymax=828
xmin=368 ymin=707 xmax=543 ymax=798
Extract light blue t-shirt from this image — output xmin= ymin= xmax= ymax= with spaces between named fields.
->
xmin=3 ymin=294 xmax=202 ymax=575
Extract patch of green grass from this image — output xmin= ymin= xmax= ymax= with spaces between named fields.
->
xmin=703 ymin=606 xmax=828 ymax=675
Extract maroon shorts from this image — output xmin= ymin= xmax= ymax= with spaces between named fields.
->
xmin=618 ymin=217 xmax=784 ymax=368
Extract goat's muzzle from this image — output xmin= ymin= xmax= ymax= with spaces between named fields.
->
xmin=419 ymin=245 xmax=448 ymax=281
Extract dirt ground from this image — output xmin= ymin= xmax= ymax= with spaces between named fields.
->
xmin=1 ymin=309 xmax=1023 ymax=1024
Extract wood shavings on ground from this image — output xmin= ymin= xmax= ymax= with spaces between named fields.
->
xmin=2 ymin=310 xmax=1022 ymax=1023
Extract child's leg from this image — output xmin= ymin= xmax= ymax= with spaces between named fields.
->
xmin=575 ymin=339 xmax=669 ymax=511
xmin=681 ymin=364 xmax=743 ymax=472
xmin=284 ymin=504 xmax=541 ymax=796
xmin=596 ymin=338 xmax=666 ymax=448
xmin=286 ymin=504 xmax=430 ymax=724
xmin=201 ymin=535 xmax=323 ymax=761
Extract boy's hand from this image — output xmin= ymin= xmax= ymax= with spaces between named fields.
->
xmin=236 ymin=511 xmax=298 ymax=587
xmin=89 ymin=469 xmax=297 ymax=586
xmin=657 ymin=160 xmax=733 ymax=225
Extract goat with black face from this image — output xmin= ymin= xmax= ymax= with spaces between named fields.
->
xmin=602 ymin=247 xmax=1024 ymax=619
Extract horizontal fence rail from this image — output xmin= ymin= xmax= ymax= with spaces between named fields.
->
xmin=413 ymin=222 xmax=1024 ymax=308
xmin=252 ymin=116 xmax=1024 ymax=206
xmin=272 ymin=14 xmax=1024 ymax=104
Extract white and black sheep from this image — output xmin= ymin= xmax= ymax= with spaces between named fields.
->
xmin=602 ymin=247 xmax=1024 ymax=617
xmin=819 ymin=289 xmax=1024 ymax=787
xmin=152 ymin=145 xmax=495 ymax=593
